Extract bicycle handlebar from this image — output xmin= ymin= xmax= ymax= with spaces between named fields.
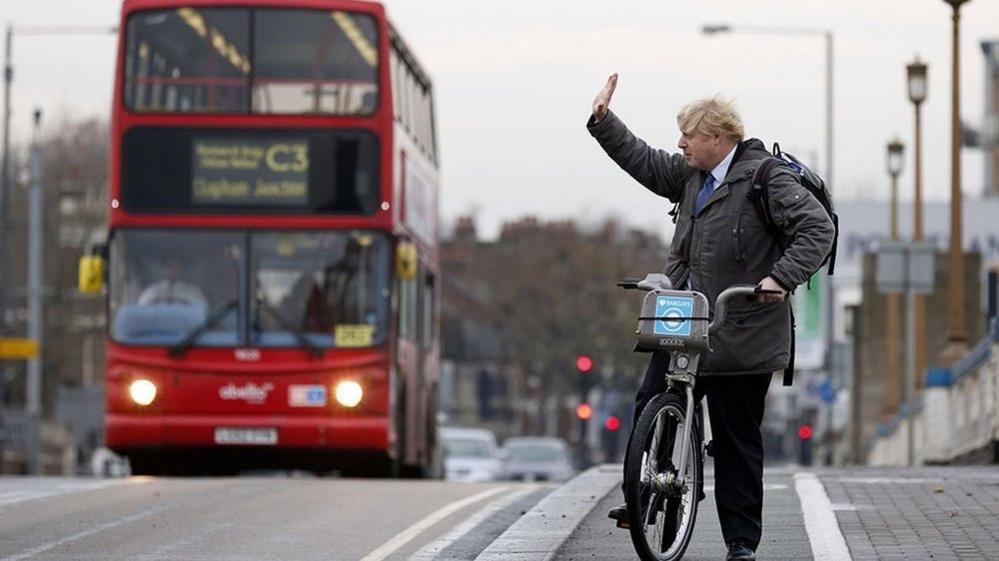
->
xmin=619 ymin=275 xmax=784 ymax=334
xmin=707 ymin=285 xmax=782 ymax=334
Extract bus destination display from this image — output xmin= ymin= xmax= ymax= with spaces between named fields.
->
xmin=192 ymin=138 xmax=309 ymax=206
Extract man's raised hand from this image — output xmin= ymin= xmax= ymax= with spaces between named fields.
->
xmin=592 ymin=73 xmax=618 ymax=122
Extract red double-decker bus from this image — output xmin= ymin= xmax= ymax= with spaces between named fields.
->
xmin=81 ymin=0 xmax=441 ymax=476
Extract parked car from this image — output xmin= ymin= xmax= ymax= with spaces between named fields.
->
xmin=501 ymin=437 xmax=575 ymax=482
xmin=440 ymin=427 xmax=502 ymax=482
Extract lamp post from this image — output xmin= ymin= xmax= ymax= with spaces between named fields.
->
xmin=885 ymin=139 xmax=905 ymax=417
xmin=942 ymin=0 xmax=970 ymax=361
xmin=0 ymin=23 xmax=118 ymax=474
xmin=0 ymin=23 xmax=116 ymax=337
xmin=702 ymin=24 xmax=833 ymax=194
xmin=906 ymin=57 xmax=929 ymax=386
xmin=887 ymin=140 xmax=905 ymax=240
xmin=702 ymin=22 xmax=837 ymax=385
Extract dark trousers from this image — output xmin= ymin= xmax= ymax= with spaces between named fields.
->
xmin=625 ymin=351 xmax=771 ymax=550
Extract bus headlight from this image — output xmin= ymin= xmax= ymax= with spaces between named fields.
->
xmin=129 ymin=379 xmax=157 ymax=406
xmin=334 ymin=381 xmax=363 ymax=408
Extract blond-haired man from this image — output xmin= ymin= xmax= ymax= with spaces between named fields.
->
xmin=588 ymin=74 xmax=834 ymax=561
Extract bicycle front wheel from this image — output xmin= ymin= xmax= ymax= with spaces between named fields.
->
xmin=624 ymin=391 xmax=702 ymax=561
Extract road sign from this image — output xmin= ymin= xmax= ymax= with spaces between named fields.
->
xmin=876 ymin=242 xmax=935 ymax=294
xmin=654 ymin=295 xmax=692 ymax=337
xmin=0 ymin=338 xmax=39 ymax=359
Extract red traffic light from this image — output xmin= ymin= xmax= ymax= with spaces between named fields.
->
xmin=798 ymin=424 xmax=813 ymax=440
xmin=604 ymin=415 xmax=621 ymax=431
xmin=576 ymin=355 xmax=593 ymax=373
xmin=576 ymin=403 xmax=593 ymax=420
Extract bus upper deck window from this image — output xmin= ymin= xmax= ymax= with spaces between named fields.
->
xmin=251 ymin=10 xmax=379 ymax=116
xmin=124 ymin=8 xmax=251 ymax=113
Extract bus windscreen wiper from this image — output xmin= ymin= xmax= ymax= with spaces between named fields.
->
xmin=254 ymin=296 xmax=325 ymax=359
xmin=168 ymin=299 xmax=238 ymax=358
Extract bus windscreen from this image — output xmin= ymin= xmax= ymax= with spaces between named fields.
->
xmin=121 ymin=127 xmax=379 ymax=214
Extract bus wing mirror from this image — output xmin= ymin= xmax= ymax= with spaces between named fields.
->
xmin=78 ymin=252 xmax=106 ymax=294
xmin=396 ymin=241 xmax=418 ymax=280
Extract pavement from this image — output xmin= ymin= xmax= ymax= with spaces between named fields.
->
xmin=480 ymin=465 xmax=999 ymax=561
xmin=553 ymin=466 xmax=813 ymax=561
xmin=821 ymin=467 xmax=999 ymax=561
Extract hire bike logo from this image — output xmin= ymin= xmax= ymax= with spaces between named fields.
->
xmin=219 ymin=382 xmax=275 ymax=404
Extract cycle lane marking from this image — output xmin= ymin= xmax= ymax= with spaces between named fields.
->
xmin=794 ymin=472 xmax=852 ymax=561
xmin=475 ymin=464 xmax=622 ymax=561
xmin=358 ymin=486 xmax=511 ymax=561
xmin=410 ymin=485 xmax=539 ymax=561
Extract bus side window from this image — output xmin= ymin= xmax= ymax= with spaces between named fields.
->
xmin=420 ymin=274 xmax=435 ymax=350
xmin=390 ymin=49 xmax=401 ymax=122
xmin=398 ymin=275 xmax=417 ymax=341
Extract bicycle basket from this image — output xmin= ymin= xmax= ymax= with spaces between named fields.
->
xmin=635 ymin=289 xmax=710 ymax=353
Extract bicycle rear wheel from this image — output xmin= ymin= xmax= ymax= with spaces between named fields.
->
xmin=624 ymin=391 xmax=702 ymax=561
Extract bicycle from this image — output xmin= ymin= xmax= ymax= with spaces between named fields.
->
xmin=616 ymin=273 xmax=779 ymax=561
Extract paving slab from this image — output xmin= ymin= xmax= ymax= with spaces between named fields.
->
xmin=820 ymin=467 xmax=999 ymax=561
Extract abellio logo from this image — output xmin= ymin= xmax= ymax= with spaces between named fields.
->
xmin=219 ymin=382 xmax=275 ymax=404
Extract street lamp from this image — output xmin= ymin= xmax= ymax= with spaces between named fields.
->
xmin=942 ymin=0 xmax=971 ymax=361
xmin=702 ymin=24 xmax=834 ymax=191
xmin=702 ymin=21 xmax=837 ymax=407
xmin=884 ymin=139 xmax=904 ymax=416
xmin=906 ymin=56 xmax=929 ymax=385
xmin=887 ymin=139 xmax=905 ymax=240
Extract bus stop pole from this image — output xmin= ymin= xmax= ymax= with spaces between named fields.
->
xmin=26 ymin=109 xmax=42 ymax=474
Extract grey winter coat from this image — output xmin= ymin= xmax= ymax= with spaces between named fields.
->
xmin=588 ymin=110 xmax=835 ymax=376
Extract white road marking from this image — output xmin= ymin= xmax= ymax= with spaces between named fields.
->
xmin=0 ymin=479 xmax=136 ymax=509
xmin=0 ymin=492 xmax=56 ymax=507
xmin=359 ymin=486 xmax=511 ymax=561
xmin=835 ymin=477 xmax=938 ymax=484
xmin=703 ymin=483 xmax=788 ymax=492
xmin=794 ymin=472 xmax=852 ymax=561
xmin=0 ymin=504 xmax=168 ymax=561
xmin=410 ymin=485 xmax=538 ymax=561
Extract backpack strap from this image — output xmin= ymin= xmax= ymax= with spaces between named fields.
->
xmin=784 ymin=304 xmax=796 ymax=386
xmin=756 ymin=156 xmax=797 ymax=387
xmin=826 ymin=213 xmax=840 ymax=275
xmin=750 ymin=157 xmax=783 ymax=237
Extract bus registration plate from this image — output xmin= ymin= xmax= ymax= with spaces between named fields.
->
xmin=214 ymin=427 xmax=278 ymax=445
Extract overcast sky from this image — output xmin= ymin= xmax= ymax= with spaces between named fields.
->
xmin=4 ymin=0 xmax=999 ymax=239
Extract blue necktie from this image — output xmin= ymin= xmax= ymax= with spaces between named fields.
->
xmin=694 ymin=174 xmax=716 ymax=215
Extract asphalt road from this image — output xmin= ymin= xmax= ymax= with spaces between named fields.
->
xmin=0 ymin=475 xmax=550 ymax=561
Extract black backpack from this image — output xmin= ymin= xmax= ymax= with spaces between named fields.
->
xmin=751 ymin=143 xmax=839 ymax=276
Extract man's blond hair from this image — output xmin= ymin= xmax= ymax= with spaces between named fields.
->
xmin=676 ymin=96 xmax=745 ymax=143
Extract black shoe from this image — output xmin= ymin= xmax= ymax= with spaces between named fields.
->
xmin=607 ymin=503 xmax=629 ymax=529
xmin=725 ymin=541 xmax=755 ymax=561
